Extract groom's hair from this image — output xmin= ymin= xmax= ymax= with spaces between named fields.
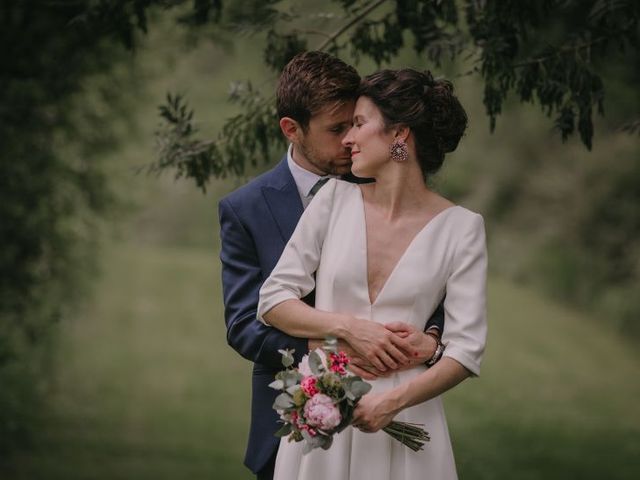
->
xmin=277 ymin=51 xmax=360 ymax=130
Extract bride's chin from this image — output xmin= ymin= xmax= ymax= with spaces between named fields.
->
xmin=351 ymin=165 xmax=372 ymax=179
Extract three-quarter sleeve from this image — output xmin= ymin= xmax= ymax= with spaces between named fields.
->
xmin=442 ymin=213 xmax=488 ymax=376
xmin=257 ymin=179 xmax=339 ymax=324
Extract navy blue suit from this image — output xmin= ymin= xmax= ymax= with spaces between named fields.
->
xmin=219 ymin=156 xmax=444 ymax=477
xmin=219 ymin=157 xmax=308 ymax=475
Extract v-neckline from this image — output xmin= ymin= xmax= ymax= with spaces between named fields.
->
xmin=357 ymin=186 xmax=458 ymax=307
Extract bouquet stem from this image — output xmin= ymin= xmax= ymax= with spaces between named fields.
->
xmin=382 ymin=421 xmax=430 ymax=452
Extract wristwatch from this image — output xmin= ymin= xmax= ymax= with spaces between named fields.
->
xmin=425 ymin=330 xmax=445 ymax=367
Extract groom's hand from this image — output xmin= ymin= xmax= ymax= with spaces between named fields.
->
xmin=385 ymin=322 xmax=438 ymax=368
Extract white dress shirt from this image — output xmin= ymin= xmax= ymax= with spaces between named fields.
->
xmin=286 ymin=144 xmax=335 ymax=209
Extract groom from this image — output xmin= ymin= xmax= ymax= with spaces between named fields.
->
xmin=219 ymin=51 xmax=444 ymax=480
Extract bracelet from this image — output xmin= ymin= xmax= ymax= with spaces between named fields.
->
xmin=425 ymin=329 xmax=440 ymax=343
xmin=425 ymin=335 xmax=445 ymax=368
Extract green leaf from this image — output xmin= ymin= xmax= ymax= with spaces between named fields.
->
xmin=308 ymin=351 xmax=324 ymax=376
xmin=286 ymin=384 xmax=301 ymax=396
xmin=343 ymin=376 xmax=372 ymax=401
xmin=273 ymin=393 xmax=294 ymax=410
xmin=323 ymin=336 xmax=338 ymax=354
xmin=320 ymin=434 xmax=334 ymax=450
xmin=269 ymin=379 xmax=284 ymax=390
xmin=274 ymin=423 xmax=293 ymax=437
xmin=301 ymin=431 xmax=328 ymax=454
xmin=349 ymin=380 xmax=372 ymax=398
xmin=278 ymin=349 xmax=295 ymax=368
xmin=282 ymin=369 xmax=302 ymax=388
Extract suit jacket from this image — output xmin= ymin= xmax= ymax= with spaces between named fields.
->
xmin=219 ymin=157 xmax=309 ymax=473
xmin=218 ymin=156 xmax=445 ymax=474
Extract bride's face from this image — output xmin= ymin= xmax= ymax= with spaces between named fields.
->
xmin=342 ymin=96 xmax=395 ymax=178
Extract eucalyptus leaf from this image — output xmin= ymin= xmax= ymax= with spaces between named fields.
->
xmin=268 ymin=379 xmax=284 ymax=390
xmin=349 ymin=380 xmax=372 ymax=398
xmin=278 ymin=348 xmax=295 ymax=368
xmin=286 ymin=384 xmax=301 ymax=395
xmin=308 ymin=350 xmax=324 ymax=376
xmin=301 ymin=430 xmax=326 ymax=454
xmin=323 ymin=336 xmax=338 ymax=354
xmin=273 ymin=393 xmax=294 ymax=410
xmin=275 ymin=423 xmax=293 ymax=437
xmin=283 ymin=369 xmax=302 ymax=388
xmin=302 ymin=438 xmax=314 ymax=454
xmin=320 ymin=434 xmax=333 ymax=450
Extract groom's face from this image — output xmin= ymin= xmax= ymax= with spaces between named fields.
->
xmin=293 ymin=101 xmax=355 ymax=176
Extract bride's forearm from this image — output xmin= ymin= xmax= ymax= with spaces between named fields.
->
xmin=387 ymin=357 xmax=471 ymax=412
xmin=263 ymin=299 xmax=352 ymax=339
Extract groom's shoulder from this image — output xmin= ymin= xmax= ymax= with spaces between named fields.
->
xmin=220 ymin=159 xmax=287 ymax=209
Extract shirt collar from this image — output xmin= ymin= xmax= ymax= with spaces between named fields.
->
xmin=287 ymin=144 xmax=330 ymax=198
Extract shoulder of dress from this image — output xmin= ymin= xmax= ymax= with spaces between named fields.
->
xmin=450 ymin=205 xmax=483 ymax=222
xmin=333 ymin=178 xmax=360 ymax=194
xmin=446 ymin=206 xmax=485 ymax=238
xmin=314 ymin=178 xmax=358 ymax=201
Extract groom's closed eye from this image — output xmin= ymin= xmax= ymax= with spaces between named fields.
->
xmin=328 ymin=123 xmax=350 ymax=134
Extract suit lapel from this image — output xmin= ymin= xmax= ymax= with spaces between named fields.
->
xmin=262 ymin=158 xmax=304 ymax=243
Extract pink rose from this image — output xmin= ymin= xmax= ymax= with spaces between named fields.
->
xmin=303 ymin=393 xmax=342 ymax=431
xmin=301 ymin=376 xmax=319 ymax=397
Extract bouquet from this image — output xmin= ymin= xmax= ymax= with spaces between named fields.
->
xmin=270 ymin=338 xmax=430 ymax=453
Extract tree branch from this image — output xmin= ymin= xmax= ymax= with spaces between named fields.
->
xmin=511 ymin=36 xmax=609 ymax=68
xmin=316 ymin=0 xmax=388 ymax=51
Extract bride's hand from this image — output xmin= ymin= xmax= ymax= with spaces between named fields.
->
xmin=352 ymin=392 xmax=399 ymax=433
xmin=385 ymin=322 xmax=438 ymax=366
xmin=342 ymin=317 xmax=416 ymax=372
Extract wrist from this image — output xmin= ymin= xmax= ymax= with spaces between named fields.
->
xmin=425 ymin=335 xmax=445 ymax=367
xmin=423 ymin=331 xmax=439 ymax=359
xmin=386 ymin=384 xmax=410 ymax=413
xmin=329 ymin=314 xmax=354 ymax=341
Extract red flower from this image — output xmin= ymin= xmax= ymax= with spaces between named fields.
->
xmin=301 ymin=376 xmax=319 ymax=397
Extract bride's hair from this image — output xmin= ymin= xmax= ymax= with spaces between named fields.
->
xmin=359 ymin=69 xmax=468 ymax=180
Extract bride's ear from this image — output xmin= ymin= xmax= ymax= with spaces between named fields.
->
xmin=393 ymin=125 xmax=410 ymax=143
xmin=280 ymin=117 xmax=302 ymax=143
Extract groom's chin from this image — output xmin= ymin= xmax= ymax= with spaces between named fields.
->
xmin=334 ymin=164 xmax=353 ymax=176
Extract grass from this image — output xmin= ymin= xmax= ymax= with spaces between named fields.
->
xmin=1 ymin=240 xmax=638 ymax=479
xmin=1 ymin=243 xmax=252 ymax=480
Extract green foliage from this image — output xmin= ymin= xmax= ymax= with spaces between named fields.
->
xmin=140 ymin=0 xmax=638 ymax=190
xmin=151 ymin=85 xmax=285 ymax=190
xmin=0 ymin=0 xmax=142 ymax=449
xmin=531 ymin=153 xmax=640 ymax=335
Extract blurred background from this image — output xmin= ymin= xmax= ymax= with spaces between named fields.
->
xmin=1 ymin=1 xmax=638 ymax=479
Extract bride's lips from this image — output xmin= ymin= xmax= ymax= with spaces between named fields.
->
xmin=351 ymin=150 xmax=360 ymax=158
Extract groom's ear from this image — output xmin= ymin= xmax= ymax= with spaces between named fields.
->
xmin=279 ymin=117 xmax=302 ymax=143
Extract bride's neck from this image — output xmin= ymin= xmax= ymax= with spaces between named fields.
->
xmin=368 ymin=164 xmax=430 ymax=220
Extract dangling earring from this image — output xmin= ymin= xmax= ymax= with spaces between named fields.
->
xmin=390 ymin=138 xmax=408 ymax=162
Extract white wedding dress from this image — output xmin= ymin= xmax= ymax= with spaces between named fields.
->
xmin=258 ymin=179 xmax=487 ymax=480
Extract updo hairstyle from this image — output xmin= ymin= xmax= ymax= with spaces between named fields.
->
xmin=358 ymin=69 xmax=468 ymax=180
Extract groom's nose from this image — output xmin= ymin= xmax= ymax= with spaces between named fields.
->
xmin=342 ymin=127 xmax=355 ymax=147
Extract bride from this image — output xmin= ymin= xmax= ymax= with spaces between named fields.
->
xmin=257 ymin=68 xmax=487 ymax=480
